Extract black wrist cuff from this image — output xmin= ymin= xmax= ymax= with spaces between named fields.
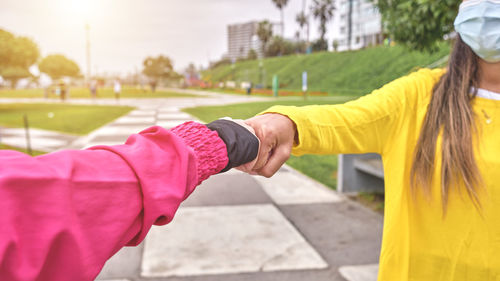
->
xmin=206 ymin=119 xmax=259 ymax=172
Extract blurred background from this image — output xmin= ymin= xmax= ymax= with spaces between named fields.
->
xmin=0 ymin=0 xmax=456 ymax=94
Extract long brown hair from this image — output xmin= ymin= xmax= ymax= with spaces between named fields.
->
xmin=411 ymin=36 xmax=483 ymax=212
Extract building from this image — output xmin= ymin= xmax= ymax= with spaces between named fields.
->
xmin=227 ymin=21 xmax=282 ymax=62
xmin=331 ymin=0 xmax=383 ymax=51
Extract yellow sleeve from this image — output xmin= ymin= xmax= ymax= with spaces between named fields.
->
xmin=260 ymin=68 xmax=445 ymax=156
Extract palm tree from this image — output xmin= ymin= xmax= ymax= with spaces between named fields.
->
xmin=347 ymin=0 xmax=353 ymax=50
xmin=271 ymin=0 xmax=289 ymax=36
xmin=296 ymin=11 xmax=307 ymax=41
xmin=257 ymin=20 xmax=273 ymax=56
xmin=311 ymin=0 xmax=335 ymax=49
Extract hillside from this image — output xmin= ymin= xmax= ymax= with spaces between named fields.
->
xmin=203 ymin=43 xmax=450 ymax=96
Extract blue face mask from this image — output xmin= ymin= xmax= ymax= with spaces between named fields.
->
xmin=454 ymin=0 xmax=500 ymax=63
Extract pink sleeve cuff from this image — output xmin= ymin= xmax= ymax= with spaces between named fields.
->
xmin=169 ymin=121 xmax=229 ymax=184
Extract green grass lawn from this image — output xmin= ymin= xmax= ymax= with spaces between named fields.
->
xmin=0 ymin=87 xmax=202 ymax=99
xmin=0 ymin=103 xmax=134 ymax=135
xmin=0 ymin=143 xmax=45 ymax=156
xmin=183 ymin=96 xmax=356 ymax=190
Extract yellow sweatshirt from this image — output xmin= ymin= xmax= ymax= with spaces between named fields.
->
xmin=263 ymin=68 xmax=500 ymax=281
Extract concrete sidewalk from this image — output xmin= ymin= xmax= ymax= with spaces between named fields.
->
xmin=1 ymin=94 xmax=383 ymax=281
xmin=96 ymin=165 xmax=382 ymax=281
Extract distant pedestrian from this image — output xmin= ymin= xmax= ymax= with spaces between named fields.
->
xmin=246 ymin=82 xmax=253 ymax=95
xmin=150 ymin=80 xmax=157 ymax=93
xmin=58 ymin=80 xmax=67 ymax=101
xmin=113 ymin=79 xmax=121 ymax=101
xmin=384 ymin=37 xmax=390 ymax=47
xmin=90 ymin=80 xmax=98 ymax=99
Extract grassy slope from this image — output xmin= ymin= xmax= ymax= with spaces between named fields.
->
xmin=204 ymin=43 xmax=450 ymax=95
xmin=0 ymin=103 xmax=133 ymax=135
xmin=0 ymin=88 xmax=200 ymax=99
xmin=184 ymin=97 xmax=354 ymax=189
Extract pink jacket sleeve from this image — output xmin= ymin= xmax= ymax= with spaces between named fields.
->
xmin=0 ymin=122 xmax=228 ymax=281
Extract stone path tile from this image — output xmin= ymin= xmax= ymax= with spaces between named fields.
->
xmin=156 ymin=120 xmax=192 ymax=129
xmin=142 ymin=269 xmax=346 ymax=281
xmin=114 ymin=116 xmax=156 ymax=124
xmin=128 ymin=110 xmax=156 ymax=116
xmin=141 ymin=269 xmax=347 ymax=281
xmin=96 ymin=244 xmax=144 ymax=280
xmin=158 ymin=107 xmax=181 ymax=113
xmin=75 ymin=104 xmax=196 ymax=150
xmin=91 ymin=135 xmax=130 ymax=144
xmin=338 ymin=264 xmax=378 ymax=281
xmin=99 ymin=122 xmax=152 ymax=127
xmin=157 ymin=112 xmax=191 ymax=120
xmin=1 ymin=128 xmax=71 ymax=138
xmin=89 ymin=125 xmax=148 ymax=136
xmin=0 ymin=127 xmax=78 ymax=152
xmin=279 ymin=203 xmax=382 ymax=269
xmin=2 ymin=136 xmax=68 ymax=152
xmin=84 ymin=141 xmax=123 ymax=148
xmin=181 ymin=173 xmax=273 ymax=207
xmin=252 ymin=165 xmax=343 ymax=205
xmin=141 ymin=204 xmax=328 ymax=277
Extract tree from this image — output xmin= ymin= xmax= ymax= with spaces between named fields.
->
xmin=294 ymin=30 xmax=301 ymax=41
xmin=347 ymin=0 xmax=353 ymax=50
xmin=0 ymin=67 xmax=32 ymax=88
xmin=257 ymin=20 xmax=273 ymax=56
xmin=0 ymin=29 xmax=39 ymax=88
xmin=311 ymin=0 xmax=335 ymax=51
xmin=39 ymin=54 xmax=80 ymax=80
xmin=295 ymin=11 xmax=308 ymax=41
xmin=332 ymin=40 xmax=339 ymax=52
xmin=271 ymin=0 xmax=289 ymax=36
xmin=293 ymin=40 xmax=308 ymax=53
xmin=142 ymin=55 xmax=175 ymax=92
xmin=247 ymin=49 xmax=258 ymax=60
xmin=311 ymin=38 xmax=328 ymax=52
xmin=265 ymin=36 xmax=295 ymax=57
xmin=373 ymin=0 xmax=460 ymax=52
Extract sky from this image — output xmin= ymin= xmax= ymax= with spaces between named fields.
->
xmin=0 ymin=0 xmax=331 ymax=76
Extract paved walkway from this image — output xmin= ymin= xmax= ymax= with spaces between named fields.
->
xmin=0 ymin=91 xmax=383 ymax=281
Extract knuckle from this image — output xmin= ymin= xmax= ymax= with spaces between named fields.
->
xmin=261 ymin=166 xmax=277 ymax=178
xmin=253 ymin=163 xmax=264 ymax=171
xmin=283 ymin=153 xmax=291 ymax=162
xmin=263 ymin=171 xmax=273 ymax=178
xmin=284 ymin=147 xmax=292 ymax=159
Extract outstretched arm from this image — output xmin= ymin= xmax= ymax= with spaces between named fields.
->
xmin=245 ymin=69 xmax=444 ymax=177
xmin=0 ymin=120 xmax=257 ymax=281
